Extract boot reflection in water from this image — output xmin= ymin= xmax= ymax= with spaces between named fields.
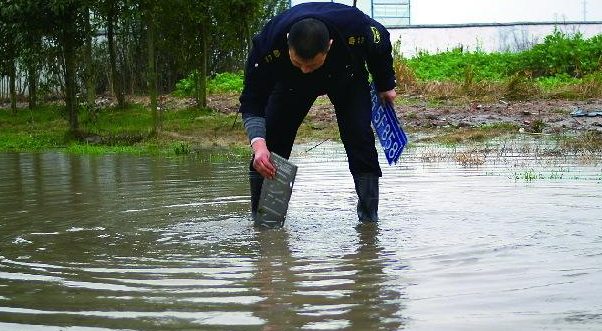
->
xmin=253 ymin=229 xmax=300 ymax=329
xmin=249 ymin=170 xmax=264 ymax=224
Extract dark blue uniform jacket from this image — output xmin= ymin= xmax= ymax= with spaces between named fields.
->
xmin=239 ymin=2 xmax=396 ymax=117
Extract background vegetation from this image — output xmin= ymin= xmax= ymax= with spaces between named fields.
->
xmin=1 ymin=0 xmax=601 ymax=155
xmin=0 ymin=0 xmax=287 ymax=132
xmin=394 ymin=29 xmax=602 ymax=100
xmin=176 ymin=29 xmax=602 ymax=101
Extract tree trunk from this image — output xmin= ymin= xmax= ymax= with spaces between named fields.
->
xmin=25 ymin=33 xmax=38 ymax=110
xmin=65 ymin=41 xmax=79 ymax=132
xmin=84 ymin=7 xmax=96 ymax=105
xmin=64 ymin=35 xmax=78 ymax=132
xmin=9 ymin=59 xmax=17 ymax=114
xmin=146 ymin=6 xmax=159 ymax=134
xmin=197 ymin=22 xmax=208 ymax=108
xmin=27 ymin=66 xmax=37 ymax=109
xmin=107 ymin=8 xmax=125 ymax=108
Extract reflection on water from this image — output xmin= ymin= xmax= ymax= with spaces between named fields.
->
xmin=0 ymin=138 xmax=601 ymax=330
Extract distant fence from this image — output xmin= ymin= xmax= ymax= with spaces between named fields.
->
xmin=390 ymin=21 xmax=602 ymax=57
xmin=0 ymin=74 xmax=26 ymax=101
xmin=0 ymin=67 xmax=62 ymax=102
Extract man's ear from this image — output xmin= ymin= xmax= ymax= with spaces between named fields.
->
xmin=327 ymin=39 xmax=333 ymax=51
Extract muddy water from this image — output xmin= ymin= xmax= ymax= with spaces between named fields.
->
xmin=1 ymin=140 xmax=601 ymax=331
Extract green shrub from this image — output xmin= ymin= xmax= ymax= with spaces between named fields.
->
xmin=399 ymin=31 xmax=601 ymax=83
xmin=535 ymin=73 xmax=582 ymax=91
xmin=173 ymin=71 xmax=243 ymax=97
xmin=405 ymin=48 xmax=517 ymax=82
xmin=517 ymin=29 xmax=602 ymax=78
xmin=208 ymin=72 xmax=244 ymax=94
xmin=173 ymin=71 xmax=199 ymax=97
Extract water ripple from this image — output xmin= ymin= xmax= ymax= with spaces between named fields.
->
xmin=1 ymin=144 xmax=601 ymax=330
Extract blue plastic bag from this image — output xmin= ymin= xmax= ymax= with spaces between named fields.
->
xmin=370 ymin=83 xmax=408 ymax=165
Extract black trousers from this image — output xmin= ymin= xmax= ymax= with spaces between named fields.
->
xmin=251 ymin=77 xmax=382 ymax=177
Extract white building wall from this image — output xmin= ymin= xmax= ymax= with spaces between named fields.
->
xmin=391 ymin=22 xmax=602 ymax=57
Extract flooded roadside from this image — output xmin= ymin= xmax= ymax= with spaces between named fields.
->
xmin=1 ymin=138 xmax=601 ymax=330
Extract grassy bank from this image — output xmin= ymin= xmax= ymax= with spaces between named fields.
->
xmin=0 ymin=101 xmax=345 ymax=156
xmin=3 ymin=101 xmax=602 ymax=158
xmin=0 ymin=103 xmax=250 ymax=157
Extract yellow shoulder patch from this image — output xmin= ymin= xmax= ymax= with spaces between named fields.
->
xmin=370 ymin=26 xmax=381 ymax=44
xmin=264 ymin=49 xmax=281 ymax=63
xmin=348 ymin=36 xmax=365 ymax=45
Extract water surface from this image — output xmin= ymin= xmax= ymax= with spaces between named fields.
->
xmin=1 ymin=139 xmax=601 ymax=330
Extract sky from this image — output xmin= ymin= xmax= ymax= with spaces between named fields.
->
xmin=291 ymin=0 xmax=602 ymax=25
xmin=412 ymin=0 xmax=602 ymax=25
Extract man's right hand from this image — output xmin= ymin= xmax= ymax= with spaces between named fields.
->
xmin=251 ymin=139 xmax=276 ymax=179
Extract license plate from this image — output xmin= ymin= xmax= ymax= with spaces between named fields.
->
xmin=370 ymin=83 xmax=408 ymax=165
xmin=256 ymin=153 xmax=298 ymax=227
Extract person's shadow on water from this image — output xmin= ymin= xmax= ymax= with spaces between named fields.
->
xmin=249 ymin=223 xmax=407 ymax=331
xmin=250 ymin=228 xmax=299 ymax=331
xmin=344 ymin=223 xmax=408 ymax=330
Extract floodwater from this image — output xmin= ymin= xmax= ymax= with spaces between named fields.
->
xmin=1 ymin=138 xmax=601 ymax=331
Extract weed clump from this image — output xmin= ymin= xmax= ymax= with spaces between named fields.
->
xmin=504 ymin=73 xmax=540 ymax=101
xmin=394 ymin=59 xmax=417 ymax=94
xmin=560 ymin=131 xmax=602 ymax=154
xmin=173 ymin=141 xmax=191 ymax=155
xmin=530 ymin=119 xmax=546 ymax=133
xmin=455 ymin=150 xmax=485 ymax=167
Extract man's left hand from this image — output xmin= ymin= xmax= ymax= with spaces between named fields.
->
xmin=379 ymin=89 xmax=396 ymax=105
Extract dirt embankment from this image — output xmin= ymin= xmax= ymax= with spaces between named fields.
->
xmin=394 ymin=99 xmax=602 ymax=134
xmin=206 ymin=93 xmax=602 ymax=134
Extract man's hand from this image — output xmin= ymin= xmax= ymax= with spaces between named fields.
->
xmin=251 ymin=139 xmax=276 ymax=179
xmin=379 ymin=89 xmax=396 ymax=106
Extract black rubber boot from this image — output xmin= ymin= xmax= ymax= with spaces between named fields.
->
xmin=353 ymin=174 xmax=379 ymax=223
xmin=249 ymin=171 xmax=263 ymax=223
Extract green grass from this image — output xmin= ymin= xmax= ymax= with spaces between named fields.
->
xmin=515 ymin=169 xmax=545 ymax=182
xmin=406 ymin=48 xmax=516 ymax=82
xmin=535 ymin=74 xmax=583 ymax=91
xmin=0 ymin=103 xmax=250 ymax=156
xmin=173 ymin=71 xmax=244 ymax=97
xmin=169 ymin=31 xmax=602 ymax=100
xmin=64 ymin=143 xmax=147 ymax=155
xmin=0 ymin=105 xmax=67 ymax=151
xmin=0 ymin=132 xmax=64 ymax=151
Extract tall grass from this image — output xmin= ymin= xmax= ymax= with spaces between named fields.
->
xmin=394 ymin=30 xmax=602 ymax=100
